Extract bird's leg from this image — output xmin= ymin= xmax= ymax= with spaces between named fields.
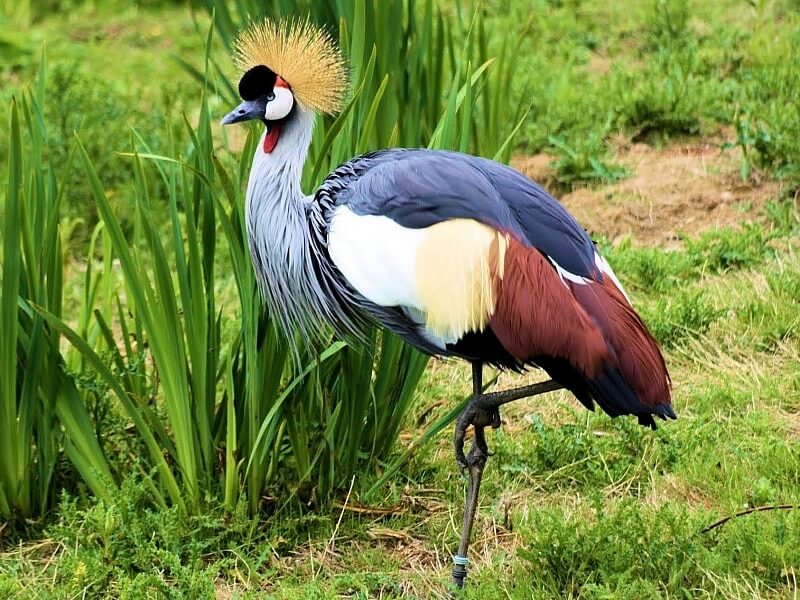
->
xmin=452 ymin=363 xmax=490 ymax=589
xmin=452 ymin=364 xmax=565 ymax=589
xmin=451 ymin=424 xmax=488 ymax=590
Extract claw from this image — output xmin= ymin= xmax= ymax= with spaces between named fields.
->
xmin=456 ymin=454 xmax=468 ymax=472
xmin=453 ymin=399 xmax=500 ymax=472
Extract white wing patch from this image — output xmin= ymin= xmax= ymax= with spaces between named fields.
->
xmin=550 ymin=258 xmax=590 ymax=286
xmin=595 ymin=252 xmax=631 ymax=303
xmin=328 ymin=206 xmax=425 ymax=309
xmin=549 ymin=252 xmax=632 ymax=303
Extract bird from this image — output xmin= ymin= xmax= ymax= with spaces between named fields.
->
xmin=221 ymin=18 xmax=675 ymax=589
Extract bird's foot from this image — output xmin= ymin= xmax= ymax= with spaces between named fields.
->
xmin=454 ymin=396 xmax=502 ymax=471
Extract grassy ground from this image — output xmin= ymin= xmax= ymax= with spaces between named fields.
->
xmin=1 ymin=0 xmax=799 ymax=598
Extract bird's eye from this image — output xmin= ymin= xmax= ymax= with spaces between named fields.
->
xmin=266 ymin=92 xmax=275 ymax=102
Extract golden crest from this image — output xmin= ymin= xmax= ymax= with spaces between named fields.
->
xmin=234 ymin=18 xmax=347 ymax=115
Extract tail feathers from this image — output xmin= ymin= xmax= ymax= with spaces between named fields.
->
xmin=586 ymin=364 xmax=676 ymax=429
xmin=532 ymin=355 xmax=597 ymax=413
xmin=534 ymin=356 xmax=676 ymax=428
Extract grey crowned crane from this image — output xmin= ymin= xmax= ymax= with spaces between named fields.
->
xmin=221 ymin=19 xmax=675 ymax=589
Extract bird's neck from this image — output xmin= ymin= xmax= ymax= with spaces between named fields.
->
xmin=244 ymin=107 xmax=327 ymax=345
xmin=245 ymin=107 xmax=315 ymax=208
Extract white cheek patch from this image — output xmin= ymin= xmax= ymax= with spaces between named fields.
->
xmin=263 ymin=87 xmax=294 ymax=120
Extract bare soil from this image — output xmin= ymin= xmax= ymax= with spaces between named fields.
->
xmin=512 ymin=140 xmax=783 ymax=248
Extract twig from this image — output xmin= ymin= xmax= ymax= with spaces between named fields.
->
xmin=325 ymin=475 xmax=356 ymax=555
xmin=701 ymin=504 xmax=798 ymax=534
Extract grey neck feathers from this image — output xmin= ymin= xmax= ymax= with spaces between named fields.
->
xmin=245 ymin=106 xmax=359 ymax=353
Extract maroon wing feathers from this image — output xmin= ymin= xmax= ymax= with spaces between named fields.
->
xmin=490 ymin=238 xmax=610 ymax=378
xmin=490 ymin=237 xmax=673 ymax=419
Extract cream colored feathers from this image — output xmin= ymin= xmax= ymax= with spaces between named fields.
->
xmin=234 ymin=18 xmax=347 ymax=115
xmin=415 ymin=220 xmax=508 ymax=341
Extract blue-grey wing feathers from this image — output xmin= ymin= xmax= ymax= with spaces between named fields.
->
xmin=318 ymin=149 xmax=598 ymax=279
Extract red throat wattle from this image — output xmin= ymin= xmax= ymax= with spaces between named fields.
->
xmin=263 ymin=125 xmax=281 ymax=153
xmin=263 ymin=75 xmax=290 ymax=154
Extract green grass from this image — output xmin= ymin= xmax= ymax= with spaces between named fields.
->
xmin=1 ymin=0 xmax=800 ymax=598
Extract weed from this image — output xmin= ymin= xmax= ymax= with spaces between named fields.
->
xmin=685 ymin=224 xmax=771 ymax=273
xmin=614 ymin=49 xmax=708 ymax=142
xmin=606 ymin=223 xmax=778 ymax=296
xmin=730 ymin=31 xmax=800 ymax=187
xmin=727 ymin=116 xmax=773 ymax=182
xmin=548 ymin=134 xmax=628 ymax=187
xmin=739 ymin=263 xmax=800 ymax=351
xmin=647 ymin=0 xmax=691 ymax=49
xmin=42 ymin=61 xmax=174 ymax=250
xmin=0 ymin=67 xmax=114 ymax=521
xmin=604 ymin=239 xmax=692 ymax=293
xmin=43 ymin=478 xmax=265 ymax=598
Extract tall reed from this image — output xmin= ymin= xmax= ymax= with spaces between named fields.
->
xmin=0 ymin=58 xmax=114 ymax=520
xmin=5 ymin=0 xmax=522 ymax=518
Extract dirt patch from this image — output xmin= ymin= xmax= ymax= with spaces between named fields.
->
xmin=512 ymin=141 xmax=783 ymax=248
xmin=644 ymin=474 xmax=714 ymax=510
xmin=513 ymin=152 xmax=556 ymax=186
xmin=587 ymin=53 xmax=614 ymax=76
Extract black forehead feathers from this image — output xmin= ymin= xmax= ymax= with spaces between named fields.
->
xmin=238 ymin=65 xmax=277 ymax=101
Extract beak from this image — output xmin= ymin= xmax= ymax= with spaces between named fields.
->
xmin=220 ymin=98 xmax=267 ymax=125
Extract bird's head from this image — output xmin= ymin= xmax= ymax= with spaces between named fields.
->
xmin=221 ymin=19 xmax=347 ymax=153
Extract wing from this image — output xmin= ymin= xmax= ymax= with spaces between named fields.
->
xmin=317 ymin=149 xmax=673 ymax=424
xmin=322 ymin=149 xmax=598 ymax=279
